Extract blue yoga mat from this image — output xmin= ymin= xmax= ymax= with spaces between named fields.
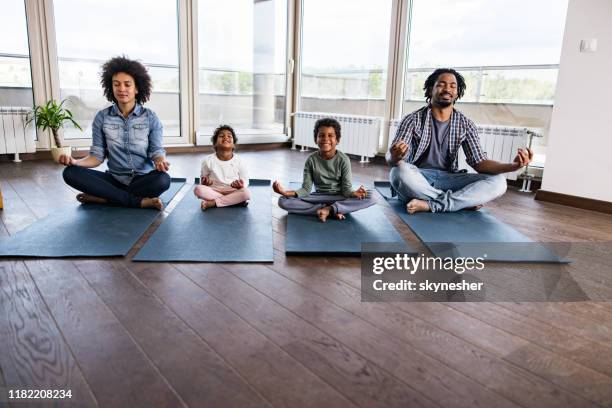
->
xmin=133 ymin=179 xmax=273 ymax=262
xmin=0 ymin=179 xmax=185 ymax=258
xmin=374 ymin=181 xmax=568 ymax=263
xmin=284 ymin=182 xmax=413 ymax=255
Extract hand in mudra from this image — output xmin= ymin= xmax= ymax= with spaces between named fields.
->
xmin=58 ymin=154 xmax=75 ymax=166
xmin=513 ymin=148 xmax=534 ymax=169
xmin=390 ymin=141 xmax=409 ymax=162
xmin=231 ymin=179 xmax=245 ymax=189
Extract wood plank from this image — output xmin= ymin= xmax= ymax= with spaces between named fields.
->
xmin=126 ymin=261 xmax=356 ymax=408
xmin=73 ymin=259 xmax=270 ymax=408
xmin=278 ymin=253 xmax=612 ymax=404
xmin=229 ymin=259 xmax=593 ymax=408
xmin=390 ymin=300 xmax=612 ymax=406
xmin=450 ymin=302 xmax=612 ymax=378
xmin=171 ymin=262 xmax=436 ymax=408
xmin=24 ymin=260 xmax=184 ymax=408
xmin=0 ymin=261 xmax=98 ymax=408
xmin=496 ymin=302 xmax=612 ymax=345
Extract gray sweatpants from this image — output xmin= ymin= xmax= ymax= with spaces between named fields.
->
xmin=278 ymin=192 xmax=375 ymax=215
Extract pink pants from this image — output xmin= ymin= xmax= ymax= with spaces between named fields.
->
xmin=193 ymin=185 xmax=251 ymax=207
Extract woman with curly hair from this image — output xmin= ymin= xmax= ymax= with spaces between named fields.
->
xmin=59 ymin=55 xmax=171 ymax=210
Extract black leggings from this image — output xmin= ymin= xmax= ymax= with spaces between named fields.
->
xmin=63 ymin=166 xmax=171 ymax=208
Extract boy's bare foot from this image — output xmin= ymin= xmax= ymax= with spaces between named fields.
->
xmin=200 ymin=199 xmax=216 ymax=211
xmin=76 ymin=193 xmax=107 ymax=204
xmin=466 ymin=204 xmax=483 ymax=211
xmin=335 ymin=213 xmax=346 ymax=220
xmin=141 ymin=197 xmax=163 ymax=210
xmin=406 ymin=199 xmax=430 ymax=214
xmin=316 ymin=206 xmax=332 ymax=222
xmin=272 ymin=181 xmax=284 ymax=195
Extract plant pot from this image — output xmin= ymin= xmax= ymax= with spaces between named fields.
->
xmin=51 ymin=146 xmax=72 ymax=163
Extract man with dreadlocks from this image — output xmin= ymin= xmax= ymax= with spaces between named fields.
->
xmin=386 ymin=68 xmax=533 ymax=214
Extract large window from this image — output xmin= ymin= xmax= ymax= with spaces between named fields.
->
xmin=402 ymin=0 xmax=568 ymax=163
xmin=198 ymin=0 xmax=287 ymax=138
xmin=299 ymin=0 xmax=393 ymax=117
xmin=0 ymin=1 xmax=33 ymax=108
xmin=404 ymin=0 xmax=567 ymax=107
xmin=53 ymin=0 xmax=181 ymax=141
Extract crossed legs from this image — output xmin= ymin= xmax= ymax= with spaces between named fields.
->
xmin=389 ymin=162 xmax=507 ymax=213
xmin=63 ymin=166 xmax=171 ymax=209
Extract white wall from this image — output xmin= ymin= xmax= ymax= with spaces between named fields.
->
xmin=541 ymin=0 xmax=612 ymax=202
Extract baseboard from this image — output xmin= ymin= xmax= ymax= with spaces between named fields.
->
xmin=535 ymin=189 xmax=612 ymax=214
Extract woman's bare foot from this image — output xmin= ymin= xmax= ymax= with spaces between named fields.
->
xmin=200 ymin=199 xmax=216 ymax=211
xmin=316 ymin=206 xmax=332 ymax=222
xmin=335 ymin=213 xmax=346 ymax=220
xmin=406 ymin=199 xmax=430 ymax=214
xmin=141 ymin=197 xmax=163 ymax=210
xmin=76 ymin=193 xmax=107 ymax=205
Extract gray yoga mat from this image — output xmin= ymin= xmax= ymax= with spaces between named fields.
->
xmin=133 ymin=179 xmax=273 ymax=262
xmin=0 ymin=178 xmax=185 ymax=258
xmin=284 ymin=182 xmax=413 ymax=255
xmin=374 ymin=181 xmax=568 ymax=263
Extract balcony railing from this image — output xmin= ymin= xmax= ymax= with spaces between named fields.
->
xmin=2 ymin=53 xmax=558 ymax=105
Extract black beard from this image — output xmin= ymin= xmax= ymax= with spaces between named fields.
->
xmin=433 ymin=99 xmax=453 ymax=108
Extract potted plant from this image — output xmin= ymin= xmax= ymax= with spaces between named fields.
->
xmin=27 ymin=99 xmax=82 ymax=162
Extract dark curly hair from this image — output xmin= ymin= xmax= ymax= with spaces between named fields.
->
xmin=313 ymin=117 xmax=341 ymax=142
xmin=211 ymin=125 xmax=238 ymax=150
xmin=423 ymin=68 xmax=466 ymax=104
xmin=100 ymin=56 xmax=152 ymax=104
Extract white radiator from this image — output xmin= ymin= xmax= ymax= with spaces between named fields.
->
xmin=388 ymin=119 xmax=532 ymax=180
xmin=0 ymin=107 xmax=36 ymax=162
xmin=293 ymin=112 xmax=382 ymax=163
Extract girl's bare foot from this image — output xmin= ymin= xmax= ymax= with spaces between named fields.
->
xmin=141 ymin=197 xmax=163 ymax=210
xmin=76 ymin=193 xmax=107 ymax=204
xmin=200 ymin=199 xmax=216 ymax=211
xmin=316 ymin=206 xmax=332 ymax=222
xmin=406 ymin=199 xmax=430 ymax=214
xmin=335 ymin=213 xmax=346 ymax=220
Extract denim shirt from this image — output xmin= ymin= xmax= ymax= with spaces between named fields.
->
xmin=89 ymin=104 xmax=165 ymax=185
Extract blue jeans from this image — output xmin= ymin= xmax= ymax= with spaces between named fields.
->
xmin=63 ymin=166 xmax=171 ymax=208
xmin=389 ymin=162 xmax=507 ymax=212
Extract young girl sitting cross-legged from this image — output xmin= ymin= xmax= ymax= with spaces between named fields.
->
xmin=194 ymin=125 xmax=251 ymax=210
xmin=273 ymin=117 xmax=375 ymax=222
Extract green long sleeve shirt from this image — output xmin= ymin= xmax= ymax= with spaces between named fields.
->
xmin=295 ymin=151 xmax=353 ymax=198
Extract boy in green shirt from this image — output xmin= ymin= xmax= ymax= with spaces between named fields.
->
xmin=273 ymin=118 xmax=375 ymax=222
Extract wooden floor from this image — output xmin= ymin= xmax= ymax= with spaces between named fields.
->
xmin=1 ymin=148 xmax=612 ymax=408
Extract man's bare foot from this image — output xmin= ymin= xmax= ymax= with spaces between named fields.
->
xmin=466 ymin=204 xmax=483 ymax=211
xmin=406 ymin=199 xmax=430 ymax=214
xmin=141 ymin=197 xmax=163 ymax=210
xmin=200 ymin=199 xmax=216 ymax=211
xmin=335 ymin=213 xmax=346 ymax=220
xmin=316 ymin=206 xmax=332 ymax=222
xmin=76 ymin=193 xmax=107 ymax=204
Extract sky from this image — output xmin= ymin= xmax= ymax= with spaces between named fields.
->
xmin=1 ymin=0 xmax=568 ymax=73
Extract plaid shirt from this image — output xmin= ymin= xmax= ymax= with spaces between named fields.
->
xmin=390 ymin=106 xmax=487 ymax=171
